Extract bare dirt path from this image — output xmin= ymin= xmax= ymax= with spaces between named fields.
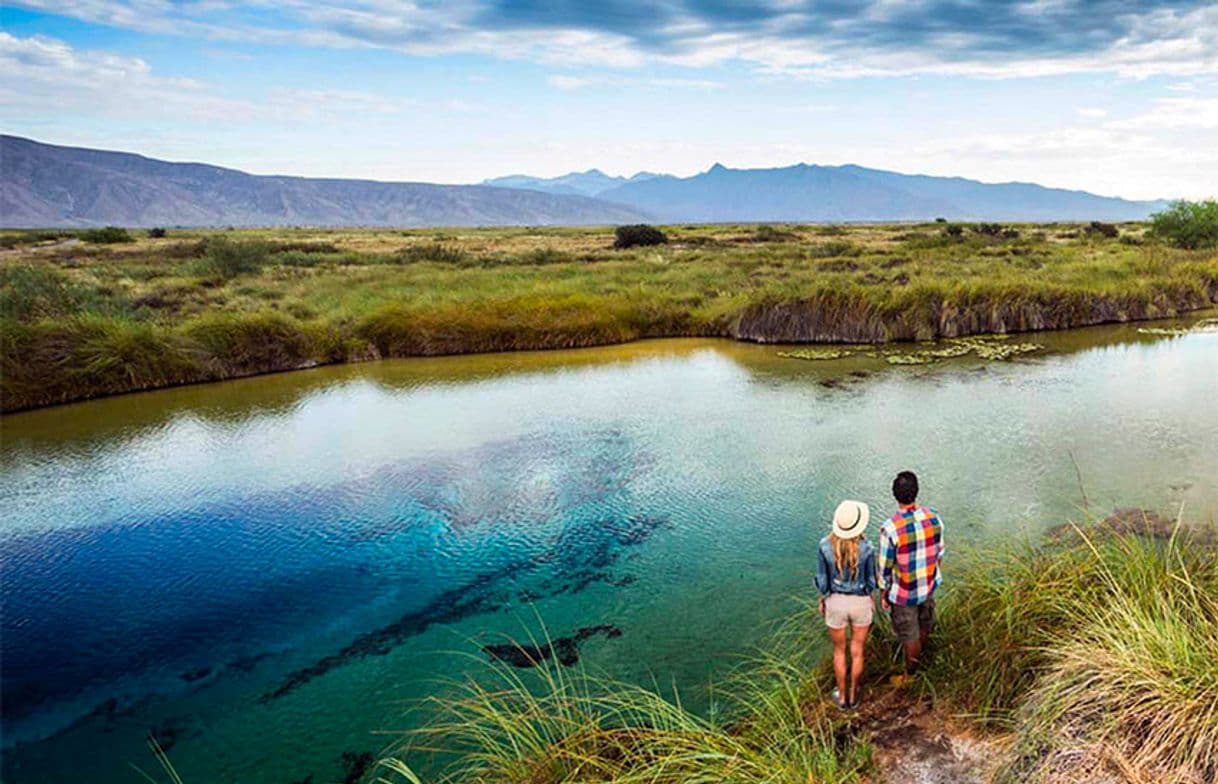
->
xmin=840 ymin=688 xmax=1000 ymax=784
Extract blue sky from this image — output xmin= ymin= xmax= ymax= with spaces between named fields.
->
xmin=2 ymin=1 xmax=1216 ymax=199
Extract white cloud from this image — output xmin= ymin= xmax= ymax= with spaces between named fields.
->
xmin=0 ymin=33 xmax=433 ymax=124
xmin=14 ymin=0 xmax=1218 ymax=79
xmin=1075 ymin=107 xmax=1108 ymax=118
xmin=0 ymin=32 xmax=255 ymax=120
xmin=1107 ymin=96 xmax=1218 ymax=129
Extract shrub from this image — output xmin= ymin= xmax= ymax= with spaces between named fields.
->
xmin=1148 ymin=199 xmax=1218 ymax=250
xmin=973 ymin=222 xmax=1004 ymax=236
xmin=80 ymin=226 xmax=133 ymax=244
xmin=1084 ymin=221 xmax=1119 ymax=239
xmin=613 ymin=224 xmax=667 ymax=249
xmin=147 ymin=227 xmax=167 ymax=238
xmin=192 ymin=236 xmax=270 ymax=278
xmin=943 ymin=224 xmax=965 ymax=238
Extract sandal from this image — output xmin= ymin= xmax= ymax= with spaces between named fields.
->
xmin=831 ymin=688 xmax=849 ymax=710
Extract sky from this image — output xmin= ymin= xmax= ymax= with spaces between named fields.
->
xmin=2 ymin=1 xmax=1216 ymax=200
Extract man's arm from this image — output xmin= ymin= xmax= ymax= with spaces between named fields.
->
xmin=877 ymin=526 xmax=894 ymax=609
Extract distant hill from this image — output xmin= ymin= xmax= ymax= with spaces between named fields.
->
xmin=0 ymin=136 xmax=650 ymax=228
xmin=1 ymin=136 xmax=1169 ymax=228
xmin=482 ymin=169 xmax=659 ymax=197
xmin=596 ymin=162 xmax=1167 ymax=222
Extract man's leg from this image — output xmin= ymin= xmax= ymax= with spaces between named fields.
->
xmin=918 ymin=598 xmax=935 ymax=663
xmin=828 ymin=625 xmax=848 ymax=704
xmin=890 ymin=604 xmax=922 ymax=675
xmin=901 ymin=638 xmax=923 ymax=674
xmin=848 ymin=624 xmax=869 ymax=704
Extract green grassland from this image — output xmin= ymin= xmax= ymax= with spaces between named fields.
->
xmin=3 ymin=221 xmax=1217 ymax=411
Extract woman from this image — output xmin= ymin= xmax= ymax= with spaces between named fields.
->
xmin=815 ymin=499 xmax=877 ymax=709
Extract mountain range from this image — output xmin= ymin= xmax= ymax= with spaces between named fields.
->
xmin=1 ymin=135 xmax=1168 ymax=228
xmin=0 ymin=136 xmax=648 ymax=228
xmin=491 ymin=164 xmax=1167 ymax=222
xmin=482 ymin=169 xmax=659 ymax=197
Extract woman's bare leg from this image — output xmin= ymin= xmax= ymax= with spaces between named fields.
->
xmin=849 ymin=624 xmax=870 ymax=704
xmin=828 ymin=626 xmax=848 ymax=704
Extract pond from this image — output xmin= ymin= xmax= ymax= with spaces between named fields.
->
xmin=3 ymin=316 xmax=1217 ymax=783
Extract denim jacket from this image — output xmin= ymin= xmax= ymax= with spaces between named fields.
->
xmin=815 ymin=536 xmax=877 ymax=597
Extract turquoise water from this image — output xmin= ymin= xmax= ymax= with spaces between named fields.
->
xmin=2 ymin=318 xmax=1217 ymax=783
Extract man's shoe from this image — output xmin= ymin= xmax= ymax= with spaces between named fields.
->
xmin=831 ymin=688 xmax=849 ymax=710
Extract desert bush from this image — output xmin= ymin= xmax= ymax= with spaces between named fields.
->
xmin=943 ymin=224 xmax=965 ymax=238
xmin=613 ymin=224 xmax=667 ymax=249
xmin=973 ymin=223 xmax=1004 ymax=236
xmin=1148 ymin=199 xmax=1218 ymax=249
xmin=192 ymin=236 xmax=271 ymax=278
xmin=147 ymin=227 xmax=167 ymax=238
xmin=1084 ymin=221 xmax=1119 ymax=239
xmin=80 ymin=226 xmax=133 ymax=244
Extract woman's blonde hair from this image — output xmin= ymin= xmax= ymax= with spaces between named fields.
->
xmin=830 ymin=532 xmax=860 ymax=580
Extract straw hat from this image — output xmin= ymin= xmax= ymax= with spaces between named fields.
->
xmin=832 ymin=500 xmax=870 ymax=539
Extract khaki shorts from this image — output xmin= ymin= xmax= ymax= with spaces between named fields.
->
xmin=824 ymin=594 xmax=874 ymax=629
xmin=890 ymin=597 xmax=935 ymax=642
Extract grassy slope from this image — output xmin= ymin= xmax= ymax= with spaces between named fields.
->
xmin=371 ymin=520 xmax=1218 ymax=784
xmin=3 ymin=222 xmax=1217 ymax=411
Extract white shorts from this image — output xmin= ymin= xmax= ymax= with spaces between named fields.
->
xmin=824 ymin=594 xmax=874 ymax=629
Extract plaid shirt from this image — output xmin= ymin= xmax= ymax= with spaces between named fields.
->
xmin=877 ymin=505 xmax=944 ymax=606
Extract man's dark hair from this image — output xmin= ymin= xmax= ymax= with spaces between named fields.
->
xmin=893 ymin=471 xmax=919 ymax=505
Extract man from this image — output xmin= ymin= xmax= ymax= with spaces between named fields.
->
xmin=877 ymin=471 xmax=943 ymax=683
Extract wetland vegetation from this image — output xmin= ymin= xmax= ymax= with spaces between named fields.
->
xmin=3 ymin=219 xmax=1217 ymax=412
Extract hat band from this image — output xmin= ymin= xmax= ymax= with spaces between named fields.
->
xmin=838 ymin=507 xmax=862 ymax=532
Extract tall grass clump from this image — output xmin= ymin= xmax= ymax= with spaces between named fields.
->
xmin=393 ymin=244 xmax=469 ymax=265
xmin=1149 ymin=199 xmax=1218 ymax=250
xmin=381 ymin=617 xmax=870 ymax=784
xmin=192 ymin=237 xmax=271 ymax=278
xmin=182 ymin=312 xmax=338 ymax=373
xmin=927 ymin=519 xmax=1218 ymax=783
xmin=0 ymin=264 xmax=116 ymax=320
xmin=1 ymin=315 xmax=204 ymax=408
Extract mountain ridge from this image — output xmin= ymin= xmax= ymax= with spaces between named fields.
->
xmin=0 ymin=136 xmax=651 ymax=228
xmin=1 ymin=135 xmax=1171 ymax=228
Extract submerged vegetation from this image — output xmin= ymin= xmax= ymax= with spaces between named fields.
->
xmin=3 ymin=220 xmax=1217 ymax=410
xmin=369 ymin=516 xmax=1217 ymax=784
